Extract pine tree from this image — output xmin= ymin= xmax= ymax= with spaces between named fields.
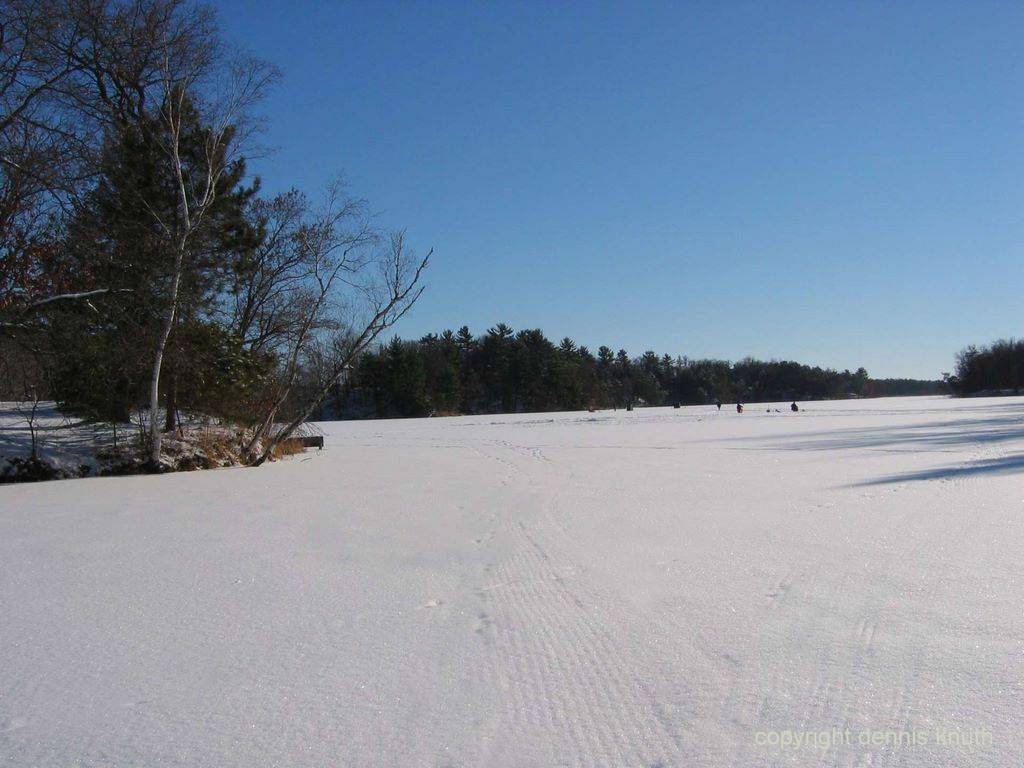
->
xmin=51 ymin=104 xmax=258 ymax=426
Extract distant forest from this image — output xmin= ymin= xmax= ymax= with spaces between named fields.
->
xmin=947 ymin=339 xmax=1024 ymax=396
xmin=324 ymin=325 xmax=944 ymax=419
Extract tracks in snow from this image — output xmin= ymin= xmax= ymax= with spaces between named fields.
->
xmin=470 ymin=441 xmax=680 ymax=767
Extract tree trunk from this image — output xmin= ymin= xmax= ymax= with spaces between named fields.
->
xmin=164 ymin=365 xmax=177 ymax=433
xmin=241 ymin=305 xmax=321 ymax=460
xmin=147 ymin=246 xmax=185 ymax=466
xmin=252 ymin=364 xmax=351 ymax=466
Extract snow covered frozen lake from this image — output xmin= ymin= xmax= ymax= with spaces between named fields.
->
xmin=1 ymin=395 xmax=1022 ymax=766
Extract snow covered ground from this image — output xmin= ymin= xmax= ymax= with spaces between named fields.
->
xmin=1 ymin=395 xmax=1022 ymax=767
xmin=0 ymin=402 xmax=123 ymax=477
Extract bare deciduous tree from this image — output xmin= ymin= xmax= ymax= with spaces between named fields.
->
xmin=239 ymin=191 xmax=429 ymax=465
xmin=229 ymin=189 xmax=321 ymax=353
xmin=0 ymin=0 xmax=91 ymax=322
xmin=237 ymin=183 xmax=374 ymax=461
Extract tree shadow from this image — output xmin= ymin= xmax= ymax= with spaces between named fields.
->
xmin=0 ymin=403 xmax=118 ymax=461
xmin=853 ymin=453 xmax=1024 ymax=485
xmin=728 ymin=401 xmax=1024 ymax=484
xmin=762 ymin=412 xmax=1024 ymax=453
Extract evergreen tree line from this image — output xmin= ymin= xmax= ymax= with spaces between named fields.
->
xmin=947 ymin=339 xmax=1024 ymax=395
xmin=325 ymin=325 xmax=941 ymax=418
xmin=0 ymin=0 xmax=428 ymax=467
xmin=863 ymin=378 xmax=946 ymax=398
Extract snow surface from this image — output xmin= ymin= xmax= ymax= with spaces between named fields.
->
xmin=1 ymin=395 xmax=1022 ymax=767
xmin=0 ymin=402 xmax=121 ymax=476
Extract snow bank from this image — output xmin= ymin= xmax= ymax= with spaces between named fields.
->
xmin=0 ymin=403 xmax=287 ymax=480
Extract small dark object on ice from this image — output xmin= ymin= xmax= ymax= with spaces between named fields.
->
xmin=791 ymin=402 xmax=799 ymax=412
xmin=736 ymin=403 xmax=744 ymax=413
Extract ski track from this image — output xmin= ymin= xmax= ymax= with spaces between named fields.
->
xmin=470 ymin=440 xmax=679 ymax=767
xmin=479 ymin=521 xmax=680 ymax=766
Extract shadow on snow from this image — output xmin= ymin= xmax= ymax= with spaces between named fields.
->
xmin=852 ymin=452 xmax=1024 ymax=486
xmin=734 ymin=401 xmax=1024 ymax=484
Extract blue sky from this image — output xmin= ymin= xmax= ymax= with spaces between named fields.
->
xmin=212 ymin=0 xmax=1024 ymax=378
